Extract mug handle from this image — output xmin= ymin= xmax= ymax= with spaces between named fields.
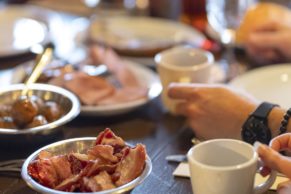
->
xmin=254 ymin=169 xmax=277 ymax=194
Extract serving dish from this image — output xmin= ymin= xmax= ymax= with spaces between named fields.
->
xmin=0 ymin=83 xmax=80 ymax=144
xmin=229 ymin=64 xmax=291 ymax=109
xmin=11 ymin=60 xmax=162 ymax=116
xmin=21 ymin=137 xmax=152 ymax=194
xmin=0 ymin=4 xmax=60 ymax=57
xmin=80 ymin=61 xmax=162 ymax=116
xmin=88 ymin=16 xmax=206 ymax=58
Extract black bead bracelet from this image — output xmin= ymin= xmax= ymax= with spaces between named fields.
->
xmin=279 ymin=108 xmax=291 ymax=135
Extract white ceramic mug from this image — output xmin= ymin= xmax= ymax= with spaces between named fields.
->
xmin=187 ymin=139 xmax=277 ymax=194
xmin=155 ymin=46 xmax=214 ymax=114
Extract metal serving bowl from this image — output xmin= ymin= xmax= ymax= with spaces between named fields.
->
xmin=0 ymin=83 xmax=80 ymax=144
xmin=21 ymin=137 xmax=152 ymax=194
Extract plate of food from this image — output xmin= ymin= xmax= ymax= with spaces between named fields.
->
xmin=87 ymin=16 xmax=206 ymax=60
xmin=0 ymin=4 xmax=60 ymax=57
xmin=13 ymin=46 xmax=162 ymax=116
xmin=229 ymin=64 xmax=291 ymax=109
xmin=22 ymin=128 xmax=152 ymax=193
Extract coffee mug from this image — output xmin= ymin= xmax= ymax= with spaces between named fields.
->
xmin=155 ymin=46 xmax=214 ymax=114
xmin=187 ymin=139 xmax=277 ymax=194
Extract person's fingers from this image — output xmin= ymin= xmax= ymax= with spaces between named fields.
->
xmin=252 ymin=20 xmax=281 ymax=32
xmin=167 ymin=83 xmax=224 ymax=100
xmin=175 ymin=102 xmax=196 ymax=117
xmin=256 ymin=142 xmax=291 ymax=179
xmin=270 ymin=133 xmax=291 ymax=151
xmin=247 ymin=32 xmax=282 ymax=50
xmin=167 ymin=83 xmax=201 ymax=100
xmin=277 ymin=180 xmax=291 ymax=194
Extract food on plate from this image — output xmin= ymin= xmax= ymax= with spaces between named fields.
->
xmin=22 ymin=45 xmax=148 ymax=106
xmin=236 ymin=2 xmax=291 ymax=44
xmin=39 ymin=101 xmax=62 ymax=122
xmin=0 ymin=95 xmax=63 ymax=129
xmin=0 ymin=116 xmax=16 ymax=129
xmin=26 ymin=115 xmax=48 ymax=128
xmin=27 ymin=128 xmax=147 ymax=192
xmin=87 ymin=17 xmax=175 ymax=57
xmin=11 ymin=96 xmax=38 ymax=127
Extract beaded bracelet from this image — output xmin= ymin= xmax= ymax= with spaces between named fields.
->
xmin=279 ymin=108 xmax=291 ymax=135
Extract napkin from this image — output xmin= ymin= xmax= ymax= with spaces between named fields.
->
xmin=173 ymin=162 xmax=289 ymax=191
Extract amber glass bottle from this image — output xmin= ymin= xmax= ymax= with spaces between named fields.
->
xmin=180 ymin=0 xmax=207 ymax=32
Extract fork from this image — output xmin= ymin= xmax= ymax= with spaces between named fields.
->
xmin=0 ymin=159 xmax=24 ymax=173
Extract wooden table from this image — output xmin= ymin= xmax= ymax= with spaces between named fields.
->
xmin=0 ymin=3 xmax=277 ymax=194
xmin=0 ymin=97 xmax=277 ymax=194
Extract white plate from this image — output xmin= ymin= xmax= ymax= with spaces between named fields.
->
xmin=81 ymin=61 xmax=162 ymax=116
xmin=11 ymin=60 xmax=162 ymax=116
xmin=88 ymin=16 xmax=206 ymax=57
xmin=229 ymin=64 xmax=291 ymax=109
xmin=0 ymin=5 xmax=60 ymax=57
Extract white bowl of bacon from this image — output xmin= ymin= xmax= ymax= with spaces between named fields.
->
xmin=21 ymin=128 xmax=151 ymax=194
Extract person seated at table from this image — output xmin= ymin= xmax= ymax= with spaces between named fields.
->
xmin=237 ymin=2 xmax=291 ymax=65
xmin=245 ymin=20 xmax=291 ymax=65
xmin=256 ymin=134 xmax=291 ymax=194
xmin=167 ymin=83 xmax=291 ymax=193
xmin=167 ymin=83 xmax=289 ymax=141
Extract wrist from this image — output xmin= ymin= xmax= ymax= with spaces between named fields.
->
xmin=268 ymin=107 xmax=287 ymax=137
xmin=241 ymin=102 xmax=278 ymax=144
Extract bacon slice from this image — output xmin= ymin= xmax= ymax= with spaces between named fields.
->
xmin=28 ymin=155 xmax=73 ymax=188
xmin=81 ymin=171 xmax=116 ymax=192
xmin=68 ymin=153 xmax=89 ymax=174
xmin=55 ymin=174 xmax=80 ymax=192
xmin=114 ymin=144 xmax=146 ymax=186
xmin=27 ymin=129 xmax=147 ymax=192
xmin=95 ymin=128 xmax=125 ymax=150
xmin=87 ymin=145 xmax=119 ymax=164
xmin=38 ymin=150 xmax=53 ymax=159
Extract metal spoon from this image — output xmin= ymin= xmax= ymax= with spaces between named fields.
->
xmin=21 ymin=47 xmax=53 ymax=96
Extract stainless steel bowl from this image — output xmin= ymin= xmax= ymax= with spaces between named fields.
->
xmin=21 ymin=137 xmax=152 ymax=194
xmin=0 ymin=83 xmax=80 ymax=144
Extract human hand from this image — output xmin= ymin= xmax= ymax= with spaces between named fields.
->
xmin=245 ymin=21 xmax=291 ymax=65
xmin=167 ymin=83 xmax=258 ymax=140
xmin=256 ymin=133 xmax=291 ymax=178
xmin=277 ymin=180 xmax=291 ymax=194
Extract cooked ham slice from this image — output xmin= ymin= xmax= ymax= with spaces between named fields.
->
xmin=115 ymin=144 xmax=146 ymax=186
xmin=89 ymin=45 xmax=141 ymax=88
xmin=98 ymin=87 xmax=148 ymax=105
xmin=63 ymin=72 xmax=115 ymax=105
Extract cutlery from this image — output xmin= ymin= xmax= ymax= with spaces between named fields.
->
xmin=166 ymin=137 xmax=201 ymax=163
xmin=21 ymin=47 xmax=53 ymax=96
xmin=82 ymin=64 xmax=122 ymax=88
xmin=166 ymin=154 xmax=187 ymax=163
xmin=0 ymin=159 xmax=24 ymax=173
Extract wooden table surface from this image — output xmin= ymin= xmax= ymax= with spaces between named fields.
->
xmin=0 ymin=99 xmax=277 ymax=194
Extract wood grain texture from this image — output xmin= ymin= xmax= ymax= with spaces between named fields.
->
xmin=0 ymin=98 xmax=276 ymax=194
